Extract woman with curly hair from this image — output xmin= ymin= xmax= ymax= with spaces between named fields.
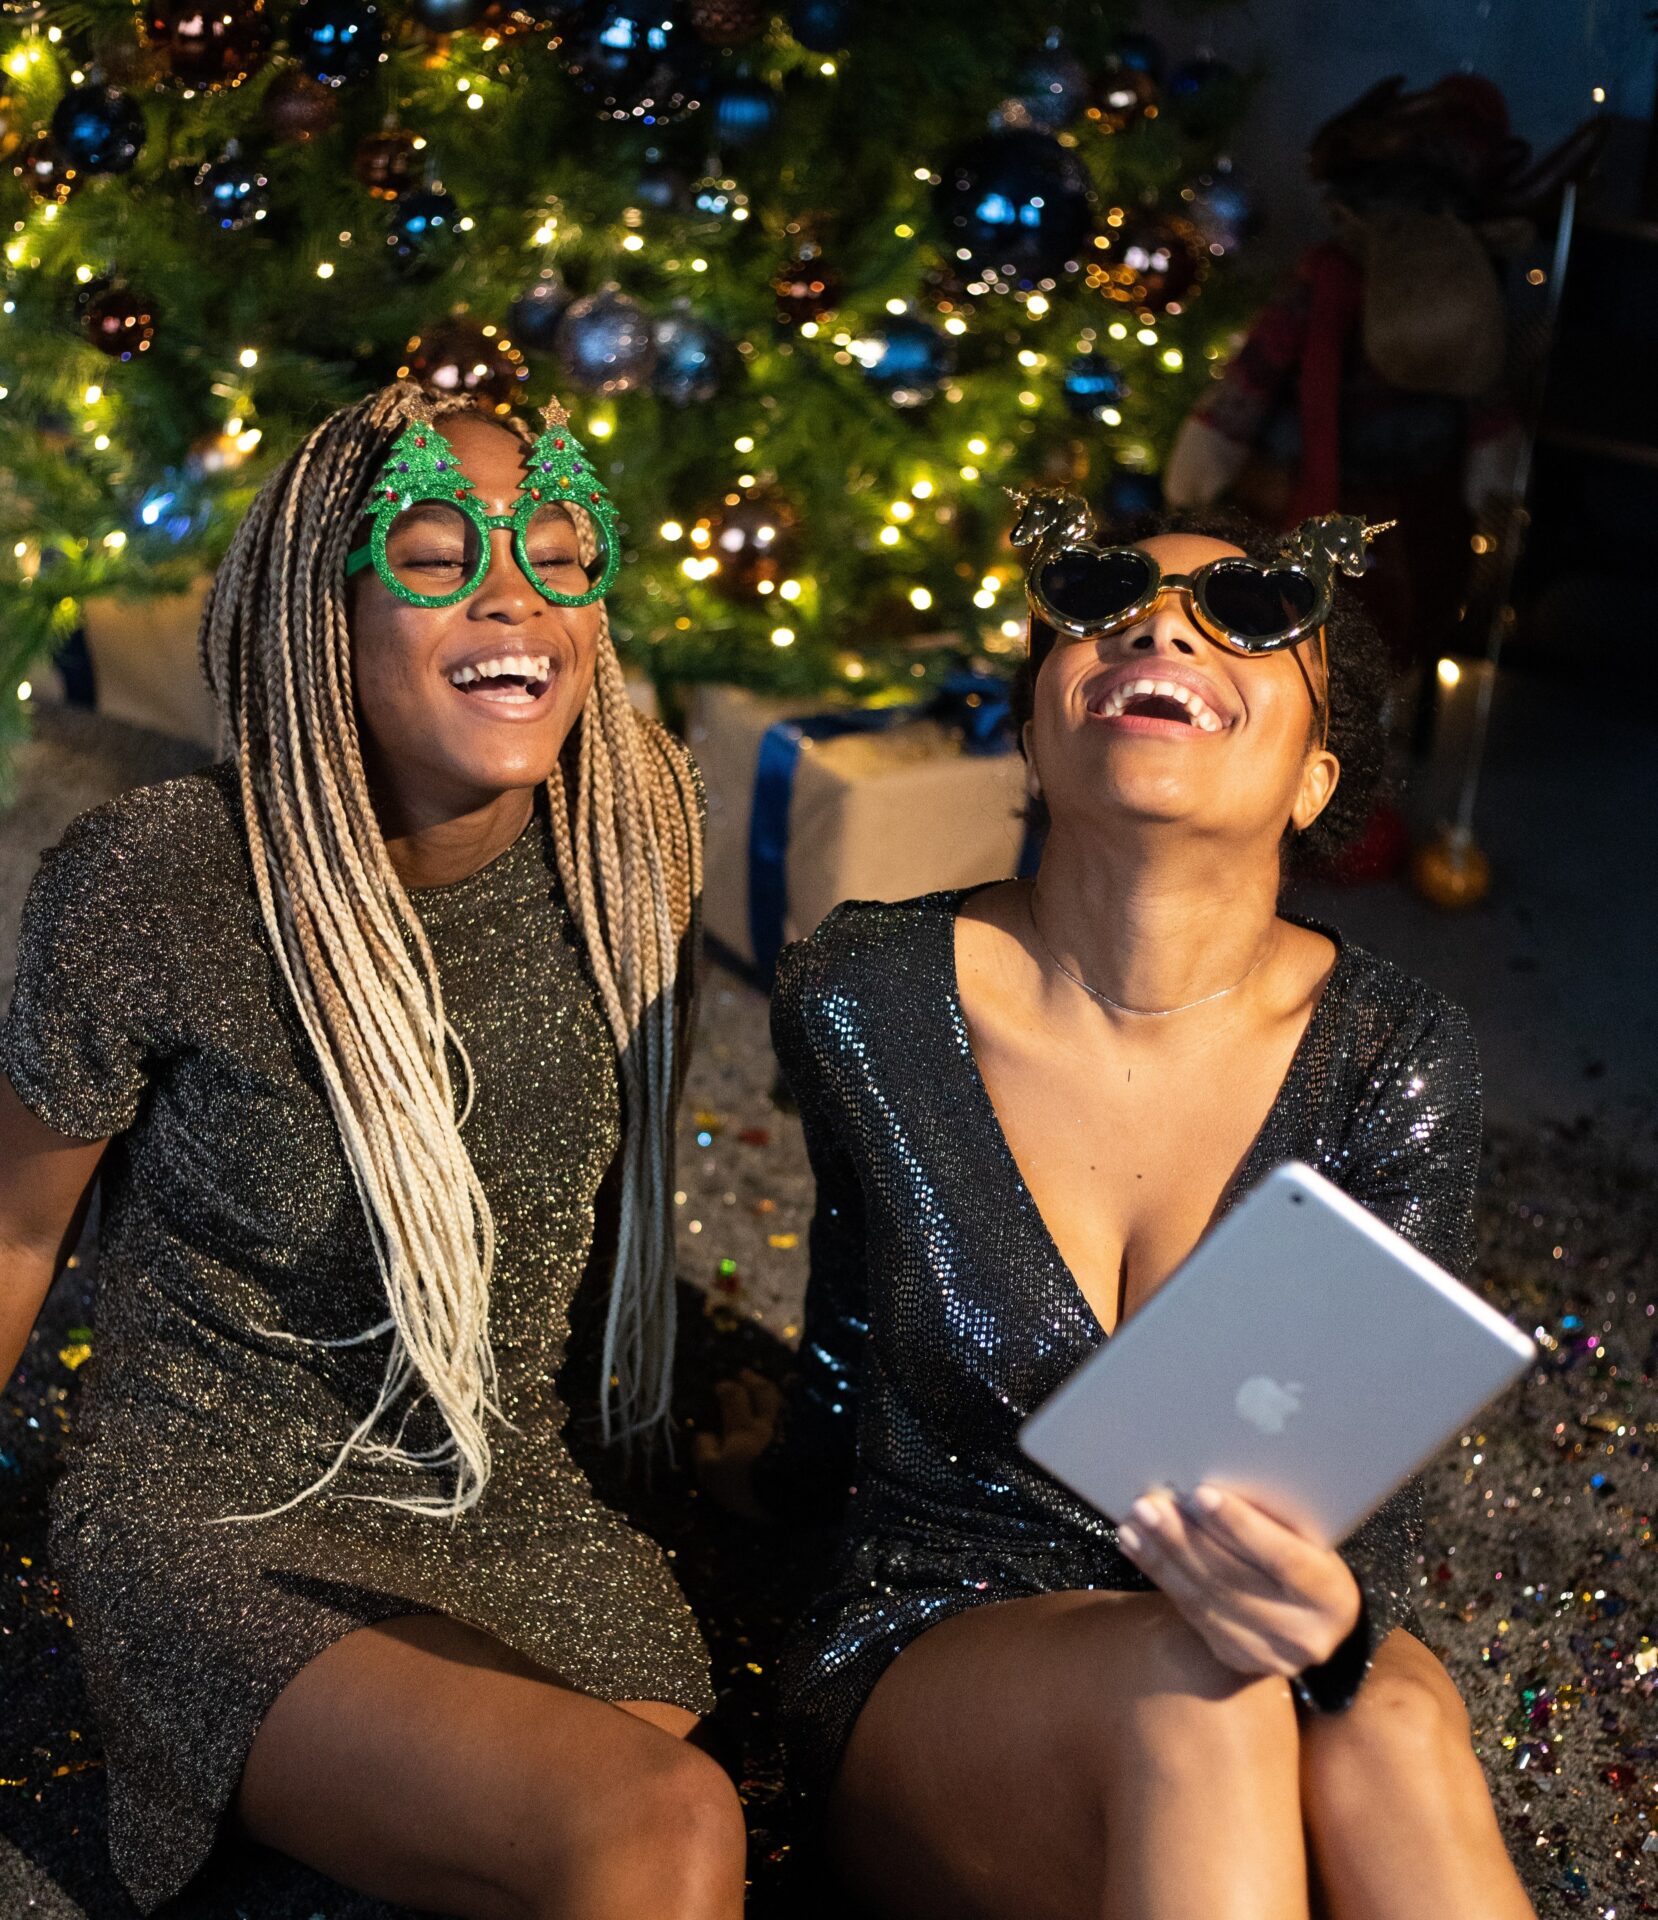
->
xmin=0 ymin=385 xmax=744 ymax=1919
xmin=703 ymin=502 xmax=1533 ymax=1918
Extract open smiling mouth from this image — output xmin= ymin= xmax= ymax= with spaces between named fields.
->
xmin=445 ymin=653 xmax=554 ymax=707
xmin=1088 ymin=675 xmax=1229 ymax=733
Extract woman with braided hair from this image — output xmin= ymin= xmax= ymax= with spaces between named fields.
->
xmin=0 ymin=384 xmax=744 ymax=1918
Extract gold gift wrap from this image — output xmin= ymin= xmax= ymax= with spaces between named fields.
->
xmin=687 ymin=682 xmax=1030 ymax=974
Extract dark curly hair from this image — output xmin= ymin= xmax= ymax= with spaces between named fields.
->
xmin=1010 ymin=506 xmax=1393 ymax=874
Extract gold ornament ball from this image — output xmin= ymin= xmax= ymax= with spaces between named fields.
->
xmin=1410 ymin=827 xmax=1491 ymax=910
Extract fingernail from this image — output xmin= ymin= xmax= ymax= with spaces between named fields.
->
xmin=1118 ymin=1523 xmax=1142 ymax=1552
xmin=1130 ymin=1496 xmax=1161 ymax=1530
xmin=1194 ymin=1485 xmax=1223 ymax=1512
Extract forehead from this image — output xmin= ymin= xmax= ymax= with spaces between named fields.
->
xmin=438 ymin=415 xmax=528 ymax=502
xmin=1136 ymin=531 xmax=1247 ymax=572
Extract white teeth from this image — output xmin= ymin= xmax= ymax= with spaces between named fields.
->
xmin=447 ymin=654 xmax=552 ymax=691
xmin=1094 ymin=675 xmax=1226 ymax=733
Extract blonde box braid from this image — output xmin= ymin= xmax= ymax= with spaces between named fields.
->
xmin=198 ymin=382 xmax=702 ymax=1518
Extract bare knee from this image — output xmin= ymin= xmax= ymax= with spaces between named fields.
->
xmin=534 ymin=1738 xmax=743 ymax=1918
xmin=1304 ymin=1646 xmax=1474 ymax=1818
xmin=1081 ymin=1598 xmax=1300 ymax=1790
xmin=631 ymin=1741 xmax=747 ymax=1878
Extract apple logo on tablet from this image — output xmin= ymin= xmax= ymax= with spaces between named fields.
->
xmin=1235 ymin=1376 xmax=1304 ymax=1435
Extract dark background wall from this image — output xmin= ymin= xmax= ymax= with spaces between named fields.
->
xmin=1142 ymin=0 xmax=1655 ymax=271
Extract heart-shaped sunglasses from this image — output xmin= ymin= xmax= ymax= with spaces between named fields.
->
xmin=1009 ymin=490 xmax=1392 ymax=746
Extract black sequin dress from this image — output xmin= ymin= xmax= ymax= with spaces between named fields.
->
xmin=765 ymin=889 xmax=1481 ymax=1804
xmin=0 ymin=765 xmax=714 ymax=1914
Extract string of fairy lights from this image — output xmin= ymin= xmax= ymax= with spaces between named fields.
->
xmin=0 ymin=5 xmax=1249 ymax=713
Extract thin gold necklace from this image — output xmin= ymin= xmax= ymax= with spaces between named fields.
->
xmin=1026 ymin=887 xmax=1273 ymax=1018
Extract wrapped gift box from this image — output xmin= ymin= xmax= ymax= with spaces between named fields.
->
xmin=687 ymin=681 xmax=1032 ymax=980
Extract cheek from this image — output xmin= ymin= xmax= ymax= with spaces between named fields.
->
xmin=349 ymin=601 xmax=440 ymax=729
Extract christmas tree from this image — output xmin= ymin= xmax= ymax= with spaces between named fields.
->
xmin=0 ymin=0 xmax=1257 ymax=773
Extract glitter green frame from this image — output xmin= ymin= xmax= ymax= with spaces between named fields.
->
xmin=345 ymin=404 xmax=622 ymax=610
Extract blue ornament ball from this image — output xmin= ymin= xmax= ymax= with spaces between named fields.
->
xmin=933 ymin=128 xmax=1091 ymax=289
xmin=788 ymin=0 xmax=851 ymax=51
xmin=1108 ymin=31 xmax=1164 ymax=80
xmin=555 ymin=287 xmax=658 ymax=394
xmin=991 ymin=42 xmax=1089 ymax=133
xmin=1187 ymin=168 xmax=1252 ymax=255
xmin=651 ymin=302 xmax=729 ymax=406
xmin=291 ymin=0 xmax=384 ymax=87
xmin=387 ymin=186 xmax=460 ymax=271
xmin=710 ymin=75 xmax=777 ymax=147
xmin=50 ymin=84 xmax=146 ymax=175
xmin=855 ymin=313 xmax=954 ymax=407
xmin=194 ymin=150 xmax=270 ymax=230
xmin=635 ymin=153 xmax=691 ymax=212
xmin=408 ymin=0 xmax=487 ymax=29
xmin=1061 ymin=354 xmax=1128 ymax=418
xmin=508 ymin=270 xmax=572 ymax=351
xmin=561 ymin=4 xmax=711 ymax=124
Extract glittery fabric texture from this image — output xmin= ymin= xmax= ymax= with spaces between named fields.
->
xmin=0 ymin=763 xmax=714 ymax=1914
xmin=765 ymin=889 xmax=1482 ymax=1803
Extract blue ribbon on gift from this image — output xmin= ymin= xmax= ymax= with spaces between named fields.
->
xmin=746 ymin=671 xmax=1042 ymax=985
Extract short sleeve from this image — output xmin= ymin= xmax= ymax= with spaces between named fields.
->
xmin=0 ymin=800 xmax=178 ymax=1141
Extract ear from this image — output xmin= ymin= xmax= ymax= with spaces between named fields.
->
xmin=1291 ymin=745 xmax=1340 ymax=834
xmin=1021 ymin=716 xmax=1042 ymax=803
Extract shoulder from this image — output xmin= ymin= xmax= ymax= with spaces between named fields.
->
xmin=1322 ymin=940 xmax=1481 ymax=1148
xmin=776 ymin=890 xmax=961 ymax=1000
xmin=1334 ymin=941 xmax=1477 ymax=1073
xmin=21 ymin=763 xmax=251 ymax=949
xmin=770 ymin=890 xmax=962 ymax=1056
xmin=43 ymin=761 xmax=242 ymax=879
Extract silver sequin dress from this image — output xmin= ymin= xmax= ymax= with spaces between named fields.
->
xmin=765 ymin=889 xmax=1481 ymax=1803
xmin=0 ymin=765 xmax=715 ymax=1913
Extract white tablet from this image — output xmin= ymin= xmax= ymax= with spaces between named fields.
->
xmin=1017 ymin=1160 xmax=1535 ymax=1547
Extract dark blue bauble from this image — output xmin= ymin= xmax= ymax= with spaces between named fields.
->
xmin=508 ymin=269 xmax=572 ymax=350
xmin=635 ymin=152 xmax=691 ymax=211
xmin=651 ymin=302 xmax=729 ymax=405
xmin=1102 ymin=469 xmax=1162 ymax=518
xmin=50 ymin=84 xmax=146 ymax=174
xmin=991 ymin=42 xmax=1088 ymax=133
xmin=1187 ymin=168 xmax=1252 ymax=255
xmin=555 ymin=287 xmax=658 ymax=394
xmin=710 ymin=75 xmax=777 ymax=146
xmin=1061 ymin=353 xmax=1127 ymax=417
xmin=855 ymin=313 xmax=954 ymax=407
xmin=292 ymin=0 xmax=384 ymax=87
xmin=933 ymin=128 xmax=1091 ymax=288
xmin=1108 ymin=31 xmax=1164 ymax=80
xmin=788 ymin=0 xmax=850 ymax=50
xmin=561 ymin=4 xmax=711 ymax=124
xmin=387 ymin=186 xmax=460 ymax=271
xmin=194 ymin=151 xmax=271 ymax=230
xmin=408 ymin=0 xmax=488 ymax=28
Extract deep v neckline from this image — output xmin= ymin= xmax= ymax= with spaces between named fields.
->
xmin=944 ymin=885 xmax=1351 ymax=1344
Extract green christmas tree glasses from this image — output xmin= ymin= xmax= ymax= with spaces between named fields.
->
xmin=345 ymin=405 xmax=622 ymax=609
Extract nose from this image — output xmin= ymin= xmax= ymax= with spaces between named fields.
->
xmin=1124 ymin=593 xmax=1201 ymax=659
xmin=467 ymin=525 xmax=544 ymax=624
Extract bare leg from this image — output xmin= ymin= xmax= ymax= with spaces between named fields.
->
xmin=237 ymin=1614 xmax=745 ymax=1920
xmin=1300 ymin=1630 xmax=1535 ymax=1920
xmin=826 ymin=1589 xmax=1309 ymax=1920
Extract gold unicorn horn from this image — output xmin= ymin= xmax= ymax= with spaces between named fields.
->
xmin=1362 ymin=519 xmax=1398 ymax=541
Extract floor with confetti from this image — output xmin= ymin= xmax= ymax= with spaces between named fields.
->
xmin=1 ymin=704 xmax=1654 ymax=1919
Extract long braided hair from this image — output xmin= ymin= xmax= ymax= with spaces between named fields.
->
xmin=198 ymin=381 xmax=702 ymax=1517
